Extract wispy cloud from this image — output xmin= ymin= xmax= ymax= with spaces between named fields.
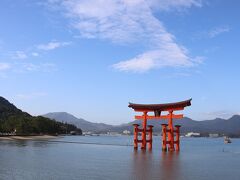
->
xmin=31 ymin=52 xmax=39 ymax=57
xmin=10 ymin=41 xmax=70 ymax=60
xmin=1 ymin=62 xmax=57 ymax=74
xmin=0 ymin=62 xmax=11 ymax=78
xmin=37 ymin=41 xmax=71 ymax=50
xmin=20 ymin=63 xmax=57 ymax=72
xmin=16 ymin=92 xmax=48 ymax=100
xmin=208 ymin=26 xmax=230 ymax=38
xmin=113 ymin=48 xmax=197 ymax=73
xmin=0 ymin=62 xmax=11 ymax=71
xmin=48 ymin=0 xmax=203 ymax=73
xmin=193 ymin=25 xmax=230 ymax=40
xmin=148 ymin=0 xmax=203 ymax=11
xmin=12 ymin=51 xmax=28 ymax=59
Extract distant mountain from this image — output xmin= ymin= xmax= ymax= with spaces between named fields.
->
xmin=0 ymin=96 xmax=82 ymax=135
xmin=43 ymin=112 xmax=113 ymax=132
xmin=109 ymin=116 xmax=240 ymax=136
xmin=43 ymin=111 xmax=240 ymax=136
xmin=102 ymin=117 xmax=197 ymax=133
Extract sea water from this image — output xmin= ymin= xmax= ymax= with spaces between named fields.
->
xmin=0 ymin=136 xmax=240 ymax=180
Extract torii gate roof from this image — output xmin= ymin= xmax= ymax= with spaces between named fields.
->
xmin=128 ymin=99 xmax=192 ymax=112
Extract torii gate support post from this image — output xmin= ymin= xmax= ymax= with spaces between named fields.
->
xmin=161 ymin=124 xmax=168 ymax=151
xmin=168 ymin=110 xmax=175 ymax=151
xmin=133 ymin=124 xmax=139 ymax=150
xmin=147 ymin=125 xmax=153 ymax=150
xmin=133 ymin=113 xmax=153 ymax=150
xmin=141 ymin=111 xmax=148 ymax=149
xmin=175 ymin=125 xmax=181 ymax=151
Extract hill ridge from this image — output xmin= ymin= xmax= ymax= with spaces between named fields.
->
xmin=43 ymin=112 xmax=240 ymax=136
xmin=0 ymin=96 xmax=82 ymax=135
xmin=43 ymin=112 xmax=113 ymax=132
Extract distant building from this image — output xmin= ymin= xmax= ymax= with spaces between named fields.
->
xmin=209 ymin=133 xmax=219 ymax=138
xmin=122 ymin=130 xmax=131 ymax=135
xmin=185 ymin=132 xmax=200 ymax=137
xmin=82 ymin=131 xmax=93 ymax=135
xmin=107 ymin=132 xmax=121 ymax=136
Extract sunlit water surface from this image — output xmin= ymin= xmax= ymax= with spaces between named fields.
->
xmin=0 ymin=136 xmax=240 ymax=180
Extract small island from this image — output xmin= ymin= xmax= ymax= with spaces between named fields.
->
xmin=0 ymin=96 xmax=82 ymax=138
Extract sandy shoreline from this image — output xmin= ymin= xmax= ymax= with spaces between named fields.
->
xmin=0 ymin=135 xmax=59 ymax=140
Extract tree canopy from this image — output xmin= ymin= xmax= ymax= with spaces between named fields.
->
xmin=0 ymin=96 xmax=82 ymax=135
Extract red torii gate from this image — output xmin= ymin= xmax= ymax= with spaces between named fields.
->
xmin=128 ymin=99 xmax=192 ymax=151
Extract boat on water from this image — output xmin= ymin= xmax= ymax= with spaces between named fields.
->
xmin=224 ymin=136 xmax=232 ymax=144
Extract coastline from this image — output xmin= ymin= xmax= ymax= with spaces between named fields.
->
xmin=0 ymin=135 xmax=59 ymax=141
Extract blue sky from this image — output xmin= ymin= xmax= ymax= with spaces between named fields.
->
xmin=0 ymin=0 xmax=239 ymax=124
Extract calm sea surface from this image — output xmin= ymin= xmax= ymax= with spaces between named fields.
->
xmin=0 ymin=136 xmax=240 ymax=180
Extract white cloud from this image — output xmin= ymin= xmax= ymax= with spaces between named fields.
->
xmin=32 ymin=52 xmax=39 ymax=57
xmin=0 ymin=62 xmax=57 ymax=74
xmin=113 ymin=48 xmax=194 ymax=72
xmin=37 ymin=41 xmax=71 ymax=50
xmin=208 ymin=26 xmax=230 ymax=38
xmin=16 ymin=92 xmax=47 ymax=100
xmin=49 ymin=0 xmax=203 ymax=72
xmin=23 ymin=63 xmax=38 ymax=71
xmin=12 ymin=51 xmax=28 ymax=59
xmin=0 ymin=60 xmax=57 ymax=74
xmin=0 ymin=63 xmax=11 ymax=71
xmin=148 ymin=0 xmax=203 ymax=11
xmin=10 ymin=41 xmax=68 ymax=59
xmin=192 ymin=26 xmax=230 ymax=40
xmin=21 ymin=63 xmax=57 ymax=72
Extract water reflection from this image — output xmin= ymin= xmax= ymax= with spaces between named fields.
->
xmin=132 ymin=150 xmax=153 ymax=180
xmin=0 ymin=140 xmax=29 ymax=147
xmin=31 ymin=140 xmax=54 ymax=148
xmin=131 ymin=150 xmax=182 ymax=180
xmin=160 ymin=152 xmax=181 ymax=180
xmin=0 ymin=139 xmax=54 ymax=148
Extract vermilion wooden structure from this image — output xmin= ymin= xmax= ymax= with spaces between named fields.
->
xmin=129 ymin=99 xmax=192 ymax=151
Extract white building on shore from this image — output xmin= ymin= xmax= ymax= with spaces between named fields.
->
xmin=185 ymin=132 xmax=201 ymax=137
xmin=122 ymin=130 xmax=131 ymax=135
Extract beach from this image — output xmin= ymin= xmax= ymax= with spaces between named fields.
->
xmin=0 ymin=135 xmax=58 ymax=141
